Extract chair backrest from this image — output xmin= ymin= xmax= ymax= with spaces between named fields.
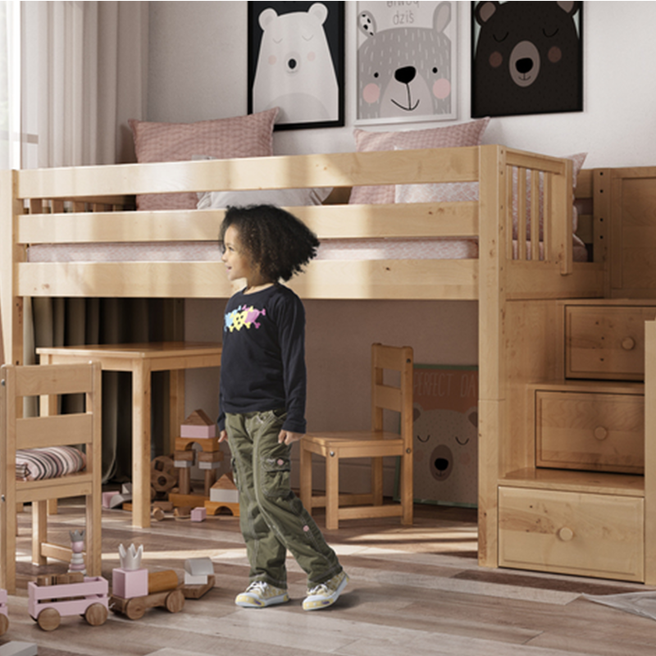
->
xmin=371 ymin=343 xmax=414 ymax=447
xmin=1 ymin=362 xmax=102 ymax=501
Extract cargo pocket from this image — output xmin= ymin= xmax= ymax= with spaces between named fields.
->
xmin=261 ymin=454 xmax=292 ymax=500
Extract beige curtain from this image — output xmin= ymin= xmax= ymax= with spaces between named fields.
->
xmin=21 ymin=2 xmax=180 ymax=482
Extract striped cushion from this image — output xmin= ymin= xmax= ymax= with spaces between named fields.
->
xmin=15 ymin=446 xmax=86 ymax=481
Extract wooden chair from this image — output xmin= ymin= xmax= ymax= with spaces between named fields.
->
xmin=0 ymin=362 xmax=102 ymax=593
xmin=300 ymin=343 xmax=414 ymax=530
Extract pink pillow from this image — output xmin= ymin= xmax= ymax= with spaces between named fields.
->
xmin=129 ymin=108 xmax=279 ymax=211
xmin=349 ymin=118 xmax=490 ymax=205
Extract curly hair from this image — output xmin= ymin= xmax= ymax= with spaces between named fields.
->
xmin=218 ymin=204 xmax=320 ymax=282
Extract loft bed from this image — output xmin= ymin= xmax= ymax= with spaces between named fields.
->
xmin=1 ymin=144 xmax=605 ymax=566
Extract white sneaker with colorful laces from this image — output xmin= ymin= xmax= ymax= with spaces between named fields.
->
xmin=302 ymin=571 xmax=349 ymax=611
xmin=235 ymin=581 xmax=290 ymax=608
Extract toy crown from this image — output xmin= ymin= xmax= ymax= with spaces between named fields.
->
xmin=118 ymin=543 xmax=143 ymax=570
xmin=69 ymin=529 xmax=85 ymax=543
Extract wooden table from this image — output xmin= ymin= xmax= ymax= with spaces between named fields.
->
xmin=36 ymin=342 xmax=222 ymax=528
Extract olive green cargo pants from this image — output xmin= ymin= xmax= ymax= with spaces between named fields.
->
xmin=226 ymin=410 xmax=343 ymax=589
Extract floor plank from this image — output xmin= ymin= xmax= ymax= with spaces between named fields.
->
xmin=2 ymin=501 xmax=656 ymax=656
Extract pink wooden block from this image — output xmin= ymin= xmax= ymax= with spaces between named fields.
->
xmin=190 ymin=507 xmax=207 ymax=522
xmin=112 ymin=568 xmax=148 ymax=599
xmin=102 ymin=491 xmax=116 ymax=508
xmin=180 ymin=424 xmax=216 ymax=439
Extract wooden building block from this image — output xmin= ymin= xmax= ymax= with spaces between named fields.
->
xmin=210 ymin=473 xmax=239 ymax=504
xmin=175 ymin=436 xmax=220 ymax=453
xmin=205 ymin=500 xmax=240 ymax=517
xmin=148 ymin=570 xmax=179 ymax=594
xmin=190 ymin=507 xmax=206 ymax=522
xmin=181 ymin=409 xmax=216 ymax=439
xmin=112 ymin=568 xmax=148 ymax=599
xmin=0 ymin=642 xmax=38 ymax=656
xmin=169 ymin=492 xmax=208 ymax=508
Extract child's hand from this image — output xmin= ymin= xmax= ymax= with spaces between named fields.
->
xmin=219 ymin=430 xmax=228 ymax=443
xmin=278 ymin=430 xmax=303 ymax=445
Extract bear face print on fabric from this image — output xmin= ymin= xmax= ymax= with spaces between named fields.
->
xmin=249 ymin=2 xmax=344 ymax=129
xmin=357 ymin=2 xmax=454 ymax=122
xmin=472 ymin=1 xmax=583 ymax=117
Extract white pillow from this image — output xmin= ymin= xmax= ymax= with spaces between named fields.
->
xmin=197 ymin=186 xmax=332 ymax=210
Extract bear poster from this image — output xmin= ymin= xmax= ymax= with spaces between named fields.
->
xmin=247 ymin=1 xmax=345 ymax=130
xmin=410 ymin=365 xmax=478 ymax=507
xmin=355 ymin=1 xmax=457 ymax=125
xmin=471 ymin=1 xmax=583 ymax=118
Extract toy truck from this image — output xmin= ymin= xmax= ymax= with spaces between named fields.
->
xmin=28 ymin=575 xmax=109 ymax=631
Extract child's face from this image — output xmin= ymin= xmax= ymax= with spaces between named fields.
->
xmin=221 ymin=225 xmax=256 ymax=283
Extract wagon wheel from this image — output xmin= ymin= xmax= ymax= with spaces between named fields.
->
xmin=37 ymin=607 xmax=61 ymax=631
xmin=85 ymin=602 xmax=109 ymax=626
xmin=0 ymin=613 xmax=8 ymax=636
xmin=125 ymin=596 xmax=147 ymax=620
xmin=164 ymin=589 xmax=185 ymax=614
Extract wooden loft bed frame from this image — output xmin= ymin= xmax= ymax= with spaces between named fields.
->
xmin=0 ymin=144 xmax=606 ymax=574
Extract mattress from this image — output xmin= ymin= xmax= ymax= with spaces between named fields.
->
xmin=27 ymin=238 xmax=588 ymax=263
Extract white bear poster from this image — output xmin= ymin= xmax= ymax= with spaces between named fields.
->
xmin=411 ymin=365 xmax=478 ymax=507
xmin=248 ymin=1 xmax=345 ymax=130
xmin=356 ymin=1 xmax=457 ymax=125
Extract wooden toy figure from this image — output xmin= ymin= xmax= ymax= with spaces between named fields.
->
xmin=68 ymin=529 xmax=86 ymax=575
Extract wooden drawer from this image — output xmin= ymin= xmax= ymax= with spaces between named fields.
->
xmin=534 ymin=388 xmax=644 ymax=474
xmin=498 ymin=486 xmax=644 ymax=581
xmin=566 ymin=306 xmax=656 ymax=380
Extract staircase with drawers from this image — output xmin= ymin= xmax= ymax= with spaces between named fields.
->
xmin=497 ymin=298 xmax=656 ymax=583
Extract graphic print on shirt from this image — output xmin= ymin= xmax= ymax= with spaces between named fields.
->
xmin=225 ymin=305 xmax=267 ymax=333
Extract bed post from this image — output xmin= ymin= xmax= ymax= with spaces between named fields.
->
xmin=0 ymin=169 xmax=23 ymax=367
xmin=477 ymin=145 xmax=508 ymax=569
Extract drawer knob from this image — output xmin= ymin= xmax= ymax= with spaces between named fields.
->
xmin=622 ymin=337 xmax=636 ymax=351
xmin=593 ymin=426 xmax=608 ymax=441
xmin=558 ymin=527 xmax=574 ymax=542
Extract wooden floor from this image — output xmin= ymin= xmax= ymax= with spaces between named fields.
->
xmin=4 ymin=499 xmax=656 ymax=656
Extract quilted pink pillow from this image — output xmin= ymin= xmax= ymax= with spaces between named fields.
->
xmin=129 ymin=108 xmax=279 ymax=211
xmin=349 ymin=118 xmax=490 ymax=205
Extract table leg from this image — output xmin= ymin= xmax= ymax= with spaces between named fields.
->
xmin=132 ymin=360 xmax=152 ymax=528
xmin=169 ymin=369 xmax=185 ymax=454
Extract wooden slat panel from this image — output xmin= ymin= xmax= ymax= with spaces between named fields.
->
xmin=19 ymin=202 xmax=479 ymax=244
xmin=17 ymin=148 xmax=480 ymax=200
xmin=13 ymin=364 xmax=93 ymax=396
xmin=505 ymin=149 xmax=568 ymax=175
xmin=16 ymin=414 xmax=93 ymax=450
xmin=16 ymin=473 xmax=94 ymax=503
xmin=19 ymin=259 xmax=479 ymax=300
xmin=374 ymin=384 xmax=402 ymax=413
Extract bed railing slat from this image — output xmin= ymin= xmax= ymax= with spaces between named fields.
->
xmin=19 ymin=202 xmax=480 ymax=244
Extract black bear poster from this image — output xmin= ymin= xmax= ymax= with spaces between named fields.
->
xmin=471 ymin=1 xmax=583 ymax=118
xmin=356 ymin=1 xmax=456 ymax=125
xmin=247 ymin=1 xmax=345 ymax=130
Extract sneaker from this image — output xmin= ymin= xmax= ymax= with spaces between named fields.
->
xmin=302 ymin=571 xmax=349 ymax=611
xmin=235 ymin=581 xmax=290 ymax=608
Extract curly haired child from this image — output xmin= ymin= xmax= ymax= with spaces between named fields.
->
xmin=217 ymin=204 xmax=348 ymax=611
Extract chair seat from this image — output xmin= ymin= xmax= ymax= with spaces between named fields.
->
xmin=303 ymin=431 xmax=405 ymax=459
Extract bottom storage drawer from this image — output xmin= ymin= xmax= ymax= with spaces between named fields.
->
xmin=498 ymin=486 xmax=644 ymax=582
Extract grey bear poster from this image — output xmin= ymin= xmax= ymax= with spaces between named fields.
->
xmin=356 ymin=1 xmax=457 ymax=125
xmin=471 ymin=1 xmax=583 ymax=118
xmin=248 ymin=1 xmax=345 ymax=130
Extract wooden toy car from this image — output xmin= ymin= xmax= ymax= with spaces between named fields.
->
xmin=28 ymin=575 xmax=109 ymax=631
xmin=109 ymin=588 xmax=185 ymax=620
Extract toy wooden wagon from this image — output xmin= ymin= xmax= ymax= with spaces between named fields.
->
xmin=28 ymin=575 xmax=109 ymax=631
